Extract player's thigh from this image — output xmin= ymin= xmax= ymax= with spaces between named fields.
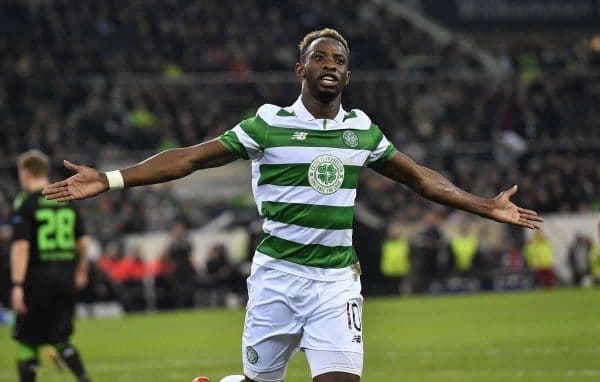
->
xmin=13 ymin=312 xmax=47 ymax=345
xmin=242 ymin=331 xmax=300 ymax=382
xmin=302 ymin=277 xmax=364 ymax=378
xmin=14 ymin=286 xmax=53 ymax=344
xmin=312 ymin=371 xmax=360 ymax=382
xmin=46 ymin=294 xmax=75 ymax=344
xmin=244 ymin=370 xmax=360 ymax=382
xmin=242 ymin=266 xmax=303 ymax=379
xmin=305 ymin=349 xmax=363 ymax=381
xmin=301 ymin=277 xmax=364 ymax=353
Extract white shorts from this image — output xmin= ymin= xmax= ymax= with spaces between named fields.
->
xmin=242 ymin=264 xmax=364 ymax=382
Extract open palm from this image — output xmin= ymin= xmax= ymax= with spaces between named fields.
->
xmin=488 ymin=185 xmax=543 ymax=229
xmin=42 ymin=160 xmax=109 ymax=202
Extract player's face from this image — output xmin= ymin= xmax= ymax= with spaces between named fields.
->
xmin=296 ymin=37 xmax=350 ymax=103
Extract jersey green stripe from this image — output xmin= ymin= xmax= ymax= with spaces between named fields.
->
xmin=260 ymin=124 xmax=383 ymax=150
xmin=258 ymin=164 xmax=360 ymax=188
xmin=261 ymin=201 xmax=354 ymax=229
xmin=276 ymin=108 xmax=295 ymax=117
xmin=238 ymin=115 xmax=270 ymax=148
xmin=257 ymin=233 xmax=357 ymax=268
xmin=218 ymin=131 xmax=249 ymax=159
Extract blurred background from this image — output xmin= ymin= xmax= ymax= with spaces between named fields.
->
xmin=0 ymin=0 xmax=599 ymax=318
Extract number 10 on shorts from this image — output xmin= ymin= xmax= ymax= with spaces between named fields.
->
xmin=346 ymin=301 xmax=362 ymax=331
xmin=346 ymin=301 xmax=362 ymax=344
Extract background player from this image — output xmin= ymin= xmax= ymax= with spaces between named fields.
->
xmin=43 ymin=29 xmax=542 ymax=382
xmin=11 ymin=150 xmax=92 ymax=382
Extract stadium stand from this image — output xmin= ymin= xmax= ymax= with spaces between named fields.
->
xmin=1 ymin=0 xmax=599 ymax=306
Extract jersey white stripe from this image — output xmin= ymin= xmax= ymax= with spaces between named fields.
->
xmin=252 ymin=252 xmax=356 ymax=281
xmin=256 ymin=184 xmax=357 ymax=207
xmin=263 ymin=219 xmax=352 ymax=247
xmin=262 ymin=146 xmax=370 ymax=166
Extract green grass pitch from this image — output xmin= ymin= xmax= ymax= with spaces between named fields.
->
xmin=1 ymin=289 xmax=599 ymax=381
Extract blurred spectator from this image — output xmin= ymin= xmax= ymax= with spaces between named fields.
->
xmin=148 ymin=253 xmax=176 ymax=310
xmin=499 ymin=235 xmax=526 ymax=273
xmin=591 ymin=221 xmax=600 ymax=286
xmin=78 ymin=261 xmax=119 ymax=306
xmin=590 ymin=246 xmax=600 ymax=286
xmin=202 ymin=244 xmax=242 ymax=307
xmin=380 ymin=225 xmax=411 ymax=295
xmin=165 ymin=220 xmax=196 ymax=308
xmin=450 ymin=223 xmax=479 ymax=275
xmin=98 ymin=243 xmax=147 ymax=311
xmin=117 ymin=246 xmax=148 ymax=312
xmin=0 ymin=224 xmax=12 ymax=308
xmin=522 ymin=231 xmax=555 ymax=288
xmin=410 ymin=211 xmax=446 ymax=293
xmin=568 ymin=232 xmax=592 ymax=286
xmin=97 ymin=242 xmax=124 ymax=282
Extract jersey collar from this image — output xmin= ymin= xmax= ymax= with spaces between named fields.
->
xmin=291 ymin=96 xmax=346 ymax=125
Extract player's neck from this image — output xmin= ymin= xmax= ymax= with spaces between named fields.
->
xmin=25 ymin=178 xmax=49 ymax=193
xmin=300 ymin=92 xmax=341 ymax=120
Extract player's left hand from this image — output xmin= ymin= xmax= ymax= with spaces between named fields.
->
xmin=12 ymin=286 xmax=27 ymax=315
xmin=42 ymin=160 xmax=108 ymax=202
xmin=487 ymin=185 xmax=543 ymax=229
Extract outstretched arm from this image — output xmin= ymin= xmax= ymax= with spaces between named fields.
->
xmin=371 ymin=152 xmax=543 ymax=229
xmin=43 ymin=139 xmax=239 ymax=201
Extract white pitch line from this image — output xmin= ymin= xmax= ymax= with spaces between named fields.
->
xmin=0 ymin=357 xmax=240 ymax=380
xmin=91 ymin=357 xmax=239 ymax=372
xmin=385 ymin=345 xmax=600 ymax=359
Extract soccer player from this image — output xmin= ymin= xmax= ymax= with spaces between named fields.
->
xmin=11 ymin=150 xmax=92 ymax=382
xmin=43 ymin=29 xmax=542 ymax=382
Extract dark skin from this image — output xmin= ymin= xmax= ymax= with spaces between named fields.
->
xmin=43 ymin=36 xmax=542 ymax=382
xmin=295 ymin=37 xmax=350 ymax=114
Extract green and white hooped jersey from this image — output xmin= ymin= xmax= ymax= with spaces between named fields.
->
xmin=219 ymin=97 xmax=396 ymax=280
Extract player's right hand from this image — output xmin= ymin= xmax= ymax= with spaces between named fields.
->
xmin=75 ymin=268 xmax=89 ymax=290
xmin=42 ymin=160 xmax=109 ymax=201
xmin=12 ymin=286 xmax=27 ymax=315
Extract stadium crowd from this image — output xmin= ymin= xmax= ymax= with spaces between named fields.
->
xmin=1 ymin=75 xmax=597 ymax=230
xmin=1 ymin=0 xmax=600 ymax=309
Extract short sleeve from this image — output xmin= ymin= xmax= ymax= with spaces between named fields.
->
xmin=366 ymin=125 xmax=397 ymax=167
xmin=11 ymin=197 xmax=33 ymax=242
xmin=218 ymin=107 xmax=273 ymax=160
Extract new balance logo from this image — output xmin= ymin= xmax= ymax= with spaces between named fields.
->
xmin=352 ymin=335 xmax=362 ymax=343
xmin=291 ymin=131 xmax=308 ymax=140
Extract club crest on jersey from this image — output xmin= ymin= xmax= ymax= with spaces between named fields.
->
xmin=342 ymin=130 xmax=359 ymax=148
xmin=308 ymin=154 xmax=345 ymax=194
xmin=291 ymin=131 xmax=308 ymax=141
xmin=246 ymin=346 xmax=259 ymax=364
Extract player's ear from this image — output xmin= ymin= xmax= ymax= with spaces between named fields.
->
xmin=295 ymin=62 xmax=305 ymax=78
xmin=345 ymin=70 xmax=351 ymax=86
